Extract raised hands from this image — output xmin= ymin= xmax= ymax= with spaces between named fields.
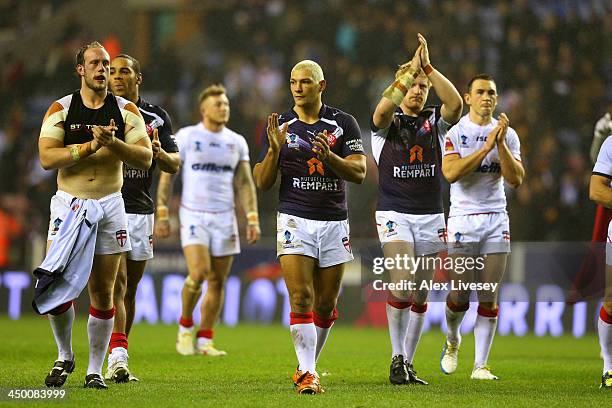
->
xmin=92 ymin=118 xmax=118 ymax=147
xmin=152 ymin=128 xmax=161 ymax=158
xmin=483 ymin=113 xmax=510 ymax=152
xmin=267 ymin=113 xmax=288 ymax=153
xmin=496 ymin=113 xmax=509 ymax=145
xmin=312 ymin=130 xmax=331 ymax=161
xmin=417 ymin=33 xmax=430 ymax=67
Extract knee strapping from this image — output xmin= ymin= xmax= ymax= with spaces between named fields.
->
xmin=184 ymin=276 xmax=203 ymax=295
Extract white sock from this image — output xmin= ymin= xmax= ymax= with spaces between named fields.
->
xmin=315 ymin=325 xmax=332 ymax=362
xmin=474 ymin=313 xmax=498 ymax=368
xmin=386 ymin=303 xmax=410 ymax=358
xmin=179 ymin=325 xmax=193 ymax=335
xmin=196 ymin=336 xmax=212 ymax=348
xmin=445 ymin=305 xmax=466 ymax=345
xmin=599 ymin=315 xmax=612 ymax=374
xmin=87 ymin=313 xmax=115 ymax=376
xmin=49 ymin=304 xmax=75 ymax=361
xmin=108 ymin=347 xmax=128 ymax=365
xmin=290 ymin=323 xmax=317 ymax=373
xmin=405 ymin=309 xmax=426 ymax=364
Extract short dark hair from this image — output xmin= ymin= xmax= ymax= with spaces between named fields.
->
xmin=75 ymin=41 xmax=105 ymax=66
xmin=198 ymin=84 xmax=227 ymax=104
xmin=115 ymin=53 xmax=141 ymax=76
xmin=467 ymin=74 xmax=495 ymax=93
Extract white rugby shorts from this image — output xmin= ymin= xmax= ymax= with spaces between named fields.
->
xmin=179 ymin=206 xmax=240 ymax=257
xmin=276 ymin=212 xmax=353 ymax=268
xmin=126 ymin=213 xmax=154 ymax=261
xmin=376 ymin=211 xmax=447 ymax=256
xmin=47 ymin=190 xmax=131 ymax=255
xmin=447 ymin=212 xmax=511 ymax=255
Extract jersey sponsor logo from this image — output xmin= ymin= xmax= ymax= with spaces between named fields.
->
xmin=209 ymin=142 xmax=221 ymax=148
xmin=393 ymin=164 xmax=436 ymax=178
xmin=191 ymin=163 xmax=234 ymax=172
xmin=307 ymin=158 xmax=324 ymax=176
xmin=476 ymin=135 xmax=487 ymax=142
xmin=116 ymin=229 xmax=128 ymax=247
xmin=69 ymin=123 xmax=95 ymax=132
xmin=409 ymin=145 xmax=423 ymax=163
xmin=346 ymin=138 xmax=363 ymax=152
xmin=286 ymin=133 xmax=300 ymax=149
xmin=476 ymin=162 xmax=501 ymax=173
xmin=124 ymin=166 xmax=149 ymax=179
xmin=342 ymin=236 xmax=352 ymax=253
xmin=292 ymin=177 xmax=339 ymax=191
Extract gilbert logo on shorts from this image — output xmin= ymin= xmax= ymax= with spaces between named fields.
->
xmin=409 ymin=145 xmax=423 ymax=163
xmin=342 ymin=237 xmax=351 ymax=253
xmin=307 ymin=158 xmax=324 ymax=176
xmin=116 ymin=229 xmax=128 ymax=247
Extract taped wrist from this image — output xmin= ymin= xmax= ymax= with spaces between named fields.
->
xmin=69 ymin=146 xmax=80 ymax=161
xmin=184 ymin=276 xmax=202 ymax=296
xmin=246 ymin=211 xmax=259 ymax=226
xmin=156 ymin=205 xmax=169 ymax=221
xmin=382 ymin=67 xmax=419 ymax=106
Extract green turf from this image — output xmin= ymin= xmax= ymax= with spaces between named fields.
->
xmin=0 ymin=316 xmax=607 ymax=407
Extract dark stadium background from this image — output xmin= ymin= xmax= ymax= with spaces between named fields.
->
xmin=0 ymin=1 xmax=610 ymax=333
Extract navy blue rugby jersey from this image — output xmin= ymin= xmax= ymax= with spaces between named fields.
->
xmin=258 ymin=104 xmax=365 ymax=221
xmin=122 ymin=98 xmax=179 ymax=214
xmin=371 ymin=105 xmax=452 ymax=214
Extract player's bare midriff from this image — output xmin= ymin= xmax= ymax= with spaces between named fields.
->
xmin=57 ymin=144 xmax=123 ymax=199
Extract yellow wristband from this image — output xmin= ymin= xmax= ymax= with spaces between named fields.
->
xmin=246 ymin=211 xmax=259 ymax=225
xmin=156 ymin=205 xmax=169 ymax=220
xmin=69 ymin=146 xmax=80 ymax=161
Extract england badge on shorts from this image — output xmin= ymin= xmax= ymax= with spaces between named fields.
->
xmin=116 ymin=229 xmax=128 ymax=247
xmin=502 ymin=230 xmax=511 ymax=241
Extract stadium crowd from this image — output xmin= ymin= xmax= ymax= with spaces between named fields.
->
xmin=0 ymin=0 xmax=609 ymax=269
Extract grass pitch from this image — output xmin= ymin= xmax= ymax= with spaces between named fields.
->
xmin=0 ymin=316 xmax=607 ymax=407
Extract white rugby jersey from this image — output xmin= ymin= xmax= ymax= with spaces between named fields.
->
xmin=593 ymin=136 xmax=612 ymax=181
xmin=176 ymin=123 xmax=249 ymax=212
xmin=444 ymin=114 xmax=521 ymax=216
